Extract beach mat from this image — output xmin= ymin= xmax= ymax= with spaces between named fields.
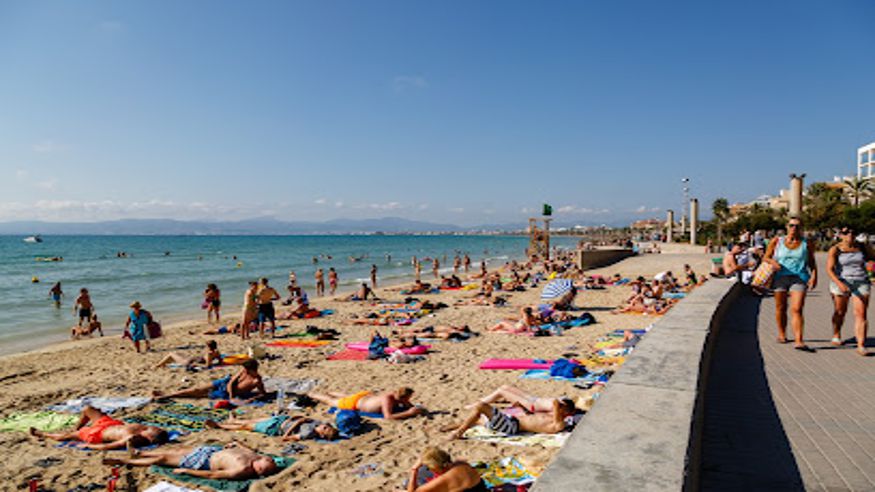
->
xmin=326 ymin=349 xmax=369 ymax=361
xmin=520 ymin=369 xmax=607 ymax=384
xmin=125 ymin=402 xmax=231 ymax=432
xmin=479 ymin=359 xmax=555 ymax=370
xmin=46 ymin=396 xmax=152 ymax=414
xmin=0 ymin=411 xmax=78 ymax=432
xmin=145 ymin=481 xmax=205 ymax=492
xmin=327 ymin=407 xmax=384 ymax=419
xmin=473 ymin=457 xmax=538 ymax=488
xmin=264 ymin=340 xmax=331 ymax=348
xmin=462 ymin=425 xmax=569 ymax=448
xmin=150 ymin=455 xmax=294 ymax=492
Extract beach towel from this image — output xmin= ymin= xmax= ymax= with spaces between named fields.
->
xmin=326 ymin=349 xmax=370 ymax=361
xmin=150 ymin=456 xmax=294 ymax=492
xmin=521 ymin=369 xmax=608 ymax=384
xmin=221 ymin=354 xmax=251 ymax=365
xmin=262 ymin=377 xmax=319 ymax=395
xmin=461 ymin=425 xmax=570 ymax=448
xmin=662 ymin=292 xmax=686 ymax=300
xmin=55 ymin=429 xmax=185 ymax=451
xmin=0 ymin=411 xmax=77 ymax=432
xmin=472 ymin=457 xmax=538 ymax=488
xmin=479 ymin=359 xmax=555 ymax=370
xmin=346 ymin=342 xmax=431 ymax=355
xmin=144 ymin=481 xmax=204 ymax=492
xmin=46 ymin=396 xmax=152 ymax=414
xmin=328 ymin=406 xmax=384 ymax=419
xmin=125 ymin=402 xmax=231 ymax=432
xmin=264 ymin=340 xmax=331 ymax=348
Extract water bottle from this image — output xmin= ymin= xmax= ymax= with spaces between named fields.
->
xmin=276 ymin=388 xmax=286 ymax=415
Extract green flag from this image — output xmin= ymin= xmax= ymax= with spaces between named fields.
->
xmin=542 ymin=203 xmax=553 ymax=216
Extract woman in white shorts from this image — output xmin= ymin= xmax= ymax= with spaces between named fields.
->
xmin=826 ymin=226 xmax=873 ymax=356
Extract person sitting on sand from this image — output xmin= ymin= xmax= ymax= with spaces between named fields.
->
xmin=402 ymin=446 xmax=488 ymax=492
xmin=30 ymin=405 xmax=168 ymax=450
xmin=489 ymin=306 xmax=537 ymax=334
xmin=153 ymin=359 xmax=266 ymax=404
xmin=155 ymin=340 xmax=222 ymax=370
xmin=204 ymin=415 xmax=339 ymax=441
xmin=101 ymin=441 xmax=278 ymax=480
xmin=71 ymin=314 xmax=103 ymax=339
xmin=345 ymin=282 xmax=376 ymax=301
xmin=441 ymin=398 xmax=575 ymax=440
xmin=308 ymin=387 xmax=426 ymax=420
xmin=469 ymin=385 xmax=576 ymax=414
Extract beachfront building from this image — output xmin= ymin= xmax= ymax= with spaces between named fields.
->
xmin=858 ymin=141 xmax=875 ymax=181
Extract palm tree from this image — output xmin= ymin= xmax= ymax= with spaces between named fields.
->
xmin=712 ymin=198 xmax=730 ymax=246
xmin=844 ymin=176 xmax=873 ymax=207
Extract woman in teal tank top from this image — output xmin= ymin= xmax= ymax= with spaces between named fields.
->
xmin=763 ymin=218 xmax=818 ymax=352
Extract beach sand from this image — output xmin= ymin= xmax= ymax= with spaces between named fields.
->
xmin=0 ymin=251 xmax=713 ymax=491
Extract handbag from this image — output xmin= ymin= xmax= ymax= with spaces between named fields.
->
xmin=751 ymin=261 xmax=777 ymax=288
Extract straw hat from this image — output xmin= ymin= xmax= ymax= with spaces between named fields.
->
xmin=130 ymin=301 xmax=142 ymax=309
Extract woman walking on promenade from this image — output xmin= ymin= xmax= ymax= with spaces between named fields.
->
xmin=826 ymin=226 xmax=873 ymax=356
xmin=763 ymin=218 xmax=818 ymax=352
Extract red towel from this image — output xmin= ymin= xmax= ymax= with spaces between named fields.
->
xmin=326 ymin=348 xmax=370 ymax=361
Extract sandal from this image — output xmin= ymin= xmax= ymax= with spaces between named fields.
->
xmin=794 ymin=345 xmax=816 ymax=353
xmin=831 ymin=337 xmax=842 ymax=346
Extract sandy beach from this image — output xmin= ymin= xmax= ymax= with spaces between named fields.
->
xmin=0 ymin=250 xmax=713 ymax=491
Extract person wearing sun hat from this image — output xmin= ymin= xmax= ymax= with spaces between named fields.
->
xmin=124 ymin=301 xmax=151 ymax=353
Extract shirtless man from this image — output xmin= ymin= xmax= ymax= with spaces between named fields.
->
xmin=101 ymin=441 xmax=279 ymax=480
xmin=370 ymin=264 xmax=378 ymax=289
xmin=414 ymin=260 xmax=422 ymax=282
xmin=71 ymin=314 xmax=103 ymax=339
xmin=155 ymin=340 xmax=222 ymax=370
xmin=328 ymin=268 xmax=338 ymax=295
xmin=30 ymin=405 xmax=168 ymax=450
xmin=432 ymin=258 xmax=440 ymax=279
xmin=463 ymin=254 xmax=471 ymax=273
xmin=315 ymin=268 xmax=325 ymax=297
xmin=204 ymin=415 xmax=339 ymax=441
xmin=73 ymin=288 xmax=94 ymax=327
xmin=467 ymin=385 xmax=574 ymax=413
xmin=308 ymin=387 xmax=426 ymax=420
xmin=453 ymin=255 xmax=461 ymax=274
xmin=442 ymin=398 xmax=575 ymax=440
xmin=153 ymin=359 xmax=267 ymax=404
xmin=345 ymin=283 xmax=375 ymax=301
xmin=256 ymin=278 xmax=281 ymax=337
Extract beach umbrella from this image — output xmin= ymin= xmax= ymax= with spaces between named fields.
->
xmin=541 ymin=278 xmax=574 ymax=300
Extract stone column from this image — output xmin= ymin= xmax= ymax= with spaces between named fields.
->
xmin=666 ymin=210 xmax=674 ymax=243
xmin=689 ymin=199 xmax=699 ymax=245
xmin=789 ymin=174 xmax=804 ymax=218
xmin=680 ymin=215 xmax=687 ymax=235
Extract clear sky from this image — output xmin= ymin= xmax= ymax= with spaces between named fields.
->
xmin=1 ymin=0 xmax=873 ymax=226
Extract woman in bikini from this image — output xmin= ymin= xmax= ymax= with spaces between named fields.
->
xmin=403 ymin=447 xmax=487 ymax=492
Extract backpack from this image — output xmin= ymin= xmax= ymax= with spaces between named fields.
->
xmin=335 ymin=410 xmax=363 ymax=436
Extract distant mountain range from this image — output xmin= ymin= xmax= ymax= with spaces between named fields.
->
xmin=0 ymin=217 xmax=530 ymax=235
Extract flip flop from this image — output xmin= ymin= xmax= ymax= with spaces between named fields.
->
xmin=830 ymin=337 xmax=842 ymax=346
xmin=776 ymin=338 xmax=789 ymax=344
xmin=794 ymin=345 xmax=816 ymax=353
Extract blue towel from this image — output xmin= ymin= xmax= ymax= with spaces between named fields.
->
xmin=521 ymin=369 xmax=601 ymax=383
xmin=328 ymin=407 xmax=384 ymax=419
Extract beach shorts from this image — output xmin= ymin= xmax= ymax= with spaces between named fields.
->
xmin=336 ymin=391 xmax=371 ymax=411
xmin=209 ymin=375 xmax=232 ymax=400
xmin=52 ymin=293 xmax=61 ymax=302
xmin=179 ymin=445 xmax=223 ymax=471
xmin=829 ymin=280 xmax=871 ymax=298
xmin=77 ymin=416 xmax=124 ymax=444
xmin=486 ymin=409 xmax=520 ymax=435
xmin=258 ymin=303 xmax=276 ymax=323
xmin=211 ymin=299 xmax=221 ymax=308
xmin=772 ymin=275 xmax=807 ymax=293
xmin=78 ymin=308 xmax=92 ymax=319
xmin=253 ymin=415 xmax=289 ymax=436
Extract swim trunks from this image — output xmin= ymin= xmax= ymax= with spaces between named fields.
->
xmin=253 ymin=415 xmax=289 ymax=436
xmin=258 ymin=303 xmax=276 ymax=322
xmin=336 ymin=391 xmax=371 ymax=411
xmin=486 ymin=409 xmax=520 ymax=435
xmin=78 ymin=308 xmax=92 ymax=319
xmin=77 ymin=416 xmax=124 ymax=444
xmin=179 ymin=445 xmax=223 ymax=470
xmin=209 ymin=375 xmax=232 ymax=400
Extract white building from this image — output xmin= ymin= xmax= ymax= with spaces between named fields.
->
xmin=859 ymin=141 xmax=875 ymax=180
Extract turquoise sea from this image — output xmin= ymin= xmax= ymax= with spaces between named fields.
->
xmin=0 ymin=235 xmax=579 ymax=355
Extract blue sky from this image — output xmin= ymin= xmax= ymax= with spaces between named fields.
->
xmin=1 ymin=1 xmax=873 ymax=226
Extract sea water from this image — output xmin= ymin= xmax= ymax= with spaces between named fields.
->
xmin=0 ymin=234 xmax=579 ymax=355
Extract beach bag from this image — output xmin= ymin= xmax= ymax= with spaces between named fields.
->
xmin=146 ymin=321 xmax=162 ymax=339
xmin=549 ymin=358 xmax=583 ymax=378
xmin=335 ymin=410 xmax=363 ymax=436
xmin=247 ymin=344 xmax=267 ymax=359
xmin=368 ymin=335 xmax=389 ymax=359
xmin=751 ymin=262 xmax=777 ymax=288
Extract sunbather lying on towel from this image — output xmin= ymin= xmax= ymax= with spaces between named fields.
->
xmin=401 ymin=446 xmax=487 ymax=492
xmin=205 ymin=415 xmax=339 ymax=441
xmin=152 ymin=359 xmax=266 ymax=403
xmin=441 ymin=399 xmax=575 ymax=441
xmin=467 ymin=385 xmax=575 ymax=414
xmin=102 ymin=441 xmax=278 ymax=480
xmin=308 ymin=387 xmax=426 ymax=420
xmin=488 ymin=307 xmax=537 ymax=334
xmin=155 ymin=340 xmax=223 ymax=370
xmin=30 ymin=405 xmax=168 ymax=450
xmin=392 ymin=324 xmax=476 ymax=341
xmin=344 ymin=283 xmax=377 ymax=301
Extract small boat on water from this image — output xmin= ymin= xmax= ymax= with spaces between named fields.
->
xmin=23 ymin=235 xmax=43 ymax=243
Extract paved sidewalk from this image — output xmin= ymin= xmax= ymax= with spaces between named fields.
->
xmin=701 ymin=274 xmax=875 ymax=491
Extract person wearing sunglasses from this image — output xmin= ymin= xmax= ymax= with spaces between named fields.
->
xmin=763 ymin=218 xmax=818 ymax=352
xmin=826 ymin=226 xmax=873 ymax=356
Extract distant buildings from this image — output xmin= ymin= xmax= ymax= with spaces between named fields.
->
xmin=858 ymin=141 xmax=875 ymax=181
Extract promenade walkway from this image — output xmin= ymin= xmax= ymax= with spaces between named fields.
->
xmin=701 ymin=271 xmax=875 ymax=491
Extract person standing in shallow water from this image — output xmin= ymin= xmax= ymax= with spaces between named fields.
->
xmin=315 ymin=268 xmax=325 ymax=297
xmin=328 ymin=268 xmax=338 ymax=295
xmin=370 ymin=264 xmax=378 ymax=289
xmin=763 ymin=218 xmax=818 ymax=352
xmin=49 ymin=282 xmax=63 ymax=307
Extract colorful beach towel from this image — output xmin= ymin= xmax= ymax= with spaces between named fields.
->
xmin=262 ymin=377 xmax=319 ymax=395
xmin=461 ymin=425 xmax=570 ymax=448
xmin=264 ymin=340 xmax=331 ymax=348
xmin=326 ymin=348 xmax=369 ymax=361
xmin=56 ymin=429 xmax=185 ymax=451
xmin=144 ymin=481 xmax=204 ymax=492
xmin=472 ymin=457 xmax=538 ymax=488
xmin=479 ymin=359 xmax=555 ymax=370
xmin=0 ymin=411 xmax=77 ymax=432
xmin=125 ymin=402 xmax=230 ymax=432
xmin=46 ymin=396 xmax=152 ymax=414
xmin=520 ymin=369 xmax=607 ymax=384
xmin=150 ymin=456 xmax=294 ymax=492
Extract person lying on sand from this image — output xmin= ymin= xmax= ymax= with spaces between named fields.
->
xmin=203 ymin=322 xmax=240 ymax=335
xmin=439 ymin=275 xmax=463 ymax=289
xmin=401 ymin=446 xmax=487 ymax=492
xmin=441 ymin=399 xmax=575 ymax=440
xmin=155 ymin=340 xmax=222 ymax=370
xmin=71 ymin=315 xmax=103 ymax=339
xmin=102 ymin=441 xmax=278 ymax=480
xmin=467 ymin=385 xmax=575 ymax=413
xmin=407 ymin=280 xmax=432 ymax=294
xmin=373 ymin=330 xmax=420 ymax=349
xmin=30 ymin=405 xmax=168 ymax=450
xmin=488 ymin=306 xmax=537 ymax=333
xmin=345 ymin=283 xmax=377 ymax=301
xmin=308 ymin=387 xmax=426 ymax=420
xmin=204 ymin=415 xmax=339 ymax=441
xmin=152 ymin=359 xmax=266 ymax=403
xmin=392 ymin=324 xmax=476 ymax=341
